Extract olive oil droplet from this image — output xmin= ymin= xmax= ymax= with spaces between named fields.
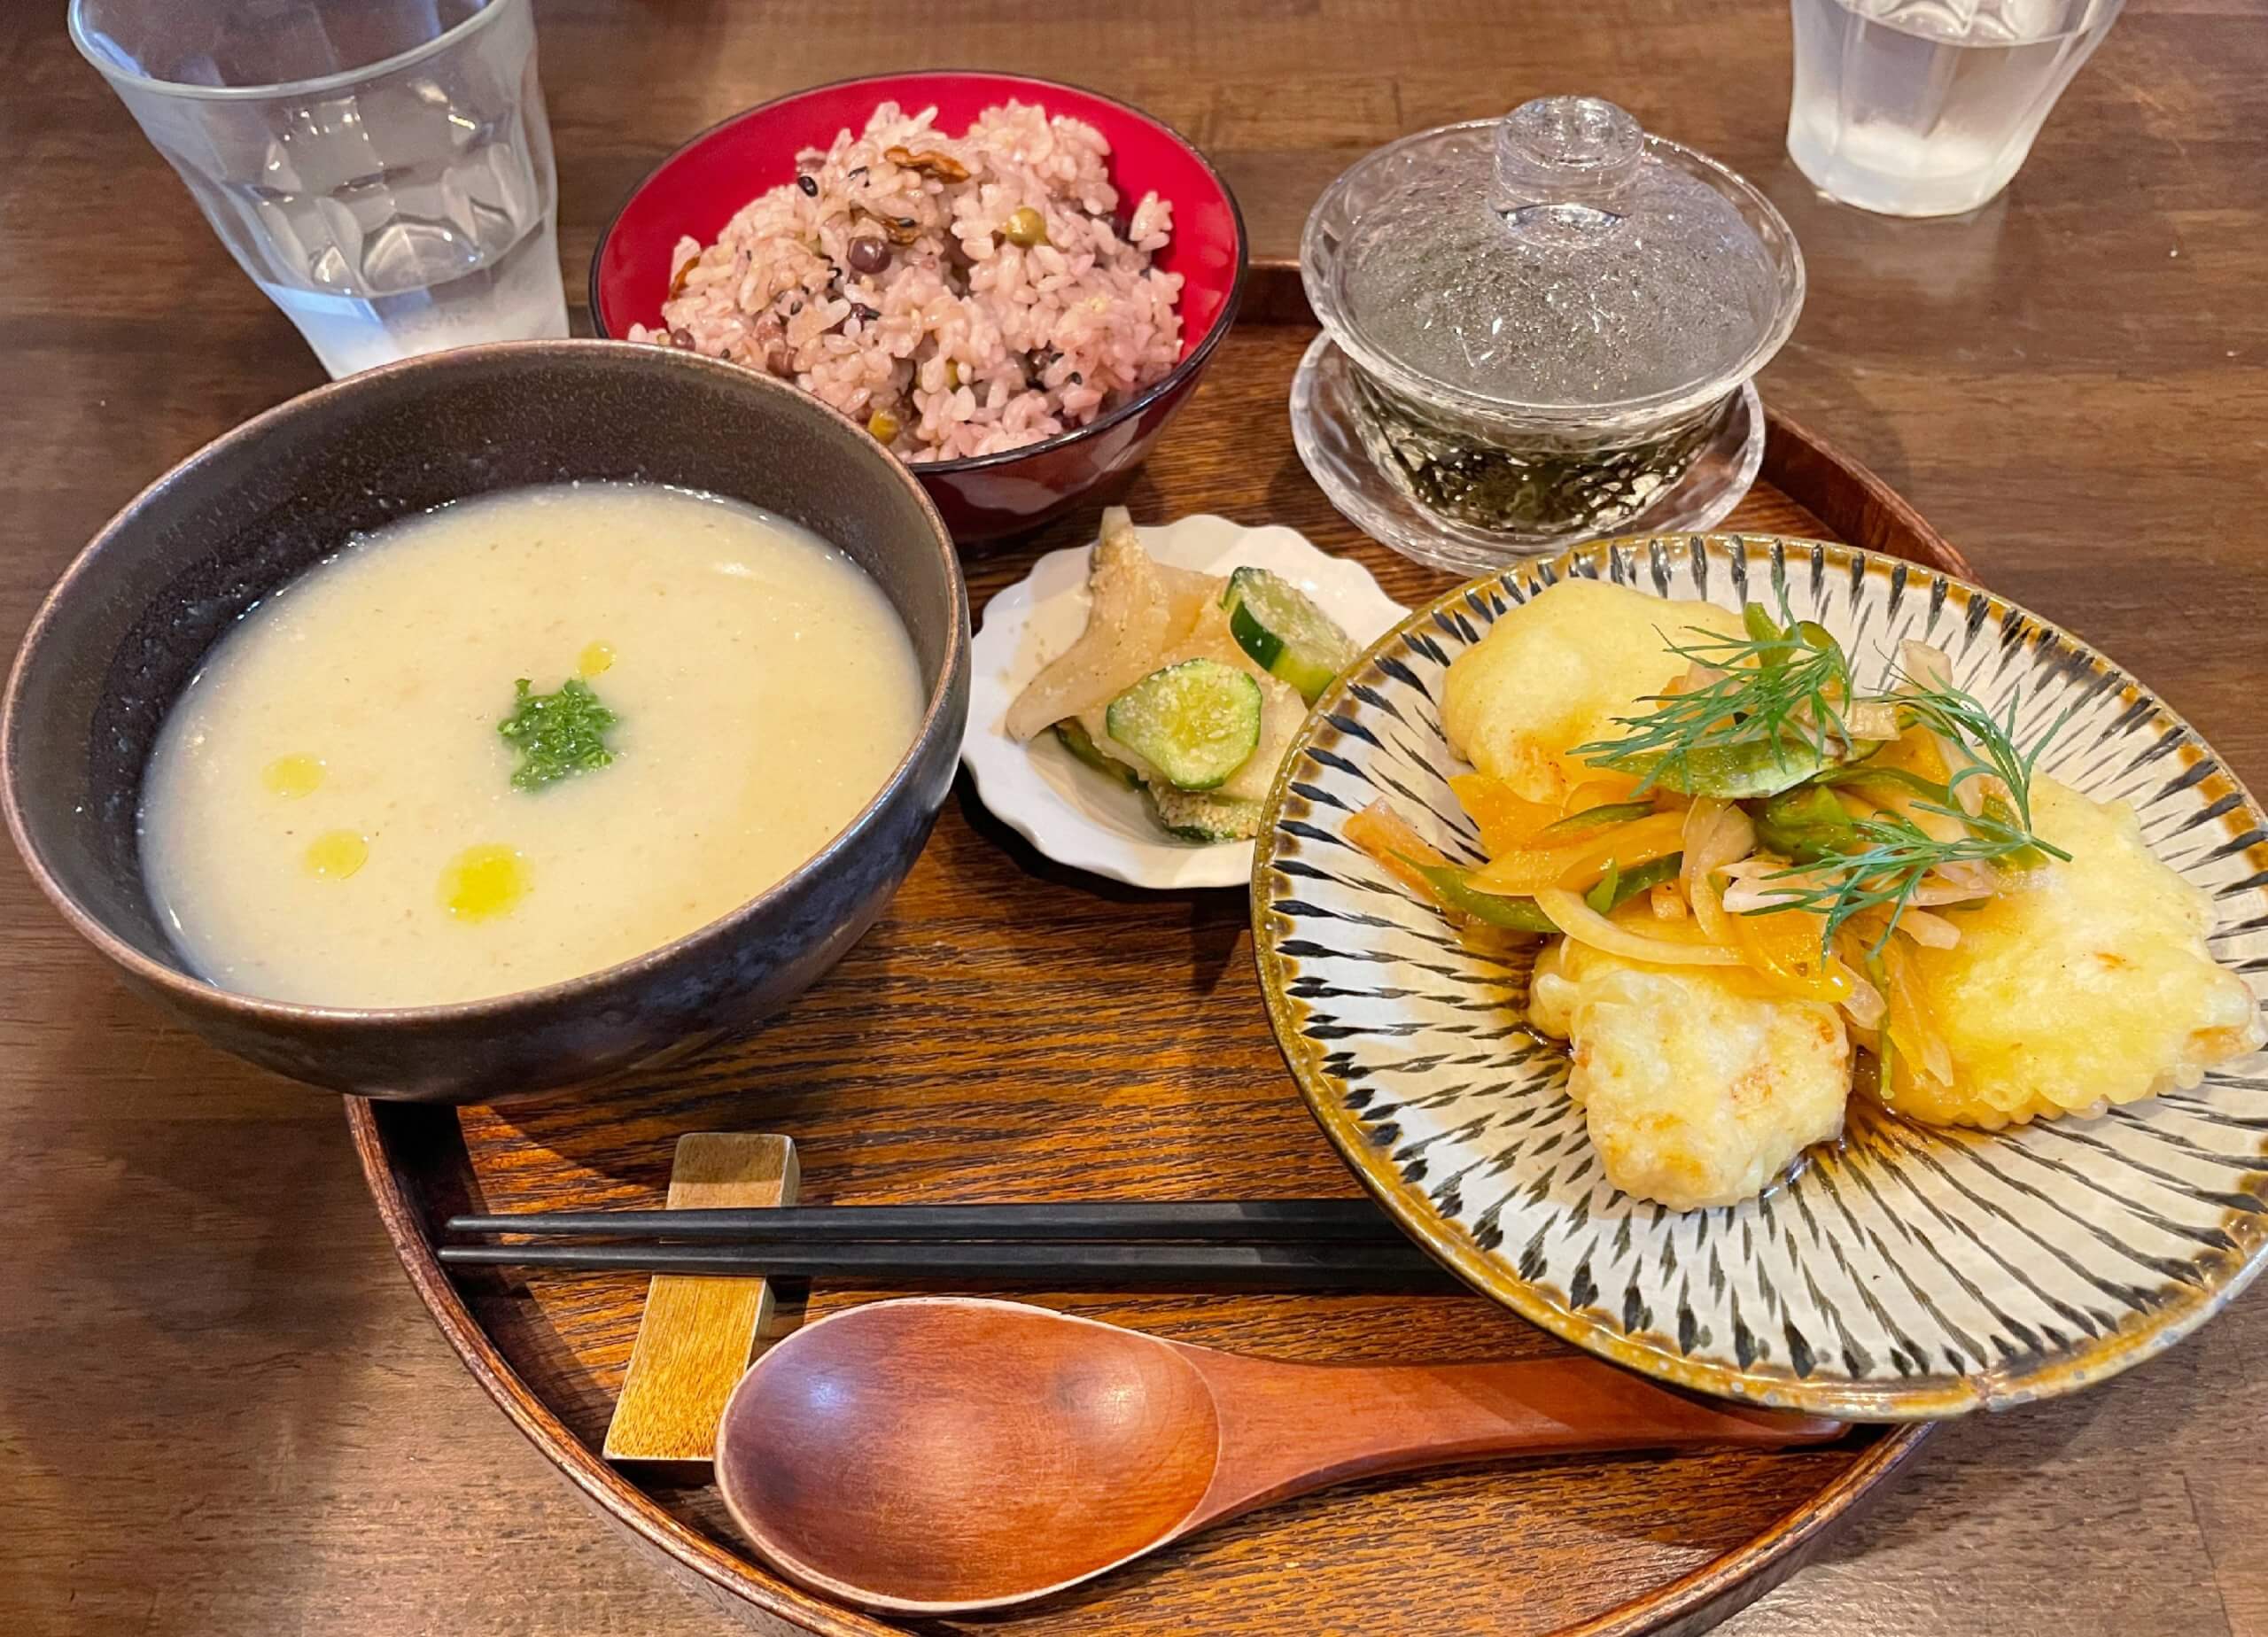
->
xmin=304 ymin=830 xmax=369 ymax=879
xmin=578 ymin=641 xmax=616 ymax=678
xmin=441 ymin=844 xmax=527 ymax=920
xmin=263 ymin=754 xmax=325 ymax=798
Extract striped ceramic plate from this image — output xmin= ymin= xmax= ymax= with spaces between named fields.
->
xmin=1253 ymin=534 xmax=2268 ymax=1419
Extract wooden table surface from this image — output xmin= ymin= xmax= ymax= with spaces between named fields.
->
xmin=4 ymin=2 xmax=2264 ymax=1633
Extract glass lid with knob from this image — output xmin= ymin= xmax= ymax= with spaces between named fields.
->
xmin=1318 ymin=97 xmax=1800 ymax=422
xmin=1293 ymin=96 xmax=1806 ymax=570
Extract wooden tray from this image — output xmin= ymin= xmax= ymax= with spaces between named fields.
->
xmin=350 ymin=266 xmax=1967 ymax=1637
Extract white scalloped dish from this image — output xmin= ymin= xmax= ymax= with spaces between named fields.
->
xmin=964 ymin=514 xmax=1407 ymax=889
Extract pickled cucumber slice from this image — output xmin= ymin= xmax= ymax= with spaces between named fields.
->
xmin=1051 ymin=718 xmax=1140 ymax=789
xmin=1150 ymin=786 xmax=1267 ymax=843
xmin=1104 ymin=659 xmax=1262 ymax=791
xmin=1220 ymin=567 xmax=1359 ymax=703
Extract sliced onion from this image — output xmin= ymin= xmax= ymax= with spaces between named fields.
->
xmin=1906 ymin=878 xmax=1991 ymax=908
xmin=1883 ymin=938 xmax=1954 ymax=1085
xmin=1535 ymin=888 xmax=1744 ymax=967
xmin=1721 ymin=878 xmax=1816 ymax=914
xmin=1837 ymin=965 xmax=1887 ymax=1029
xmin=1898 ymin=908 xmax=1962 ymax=949
xmin=1681 ymin=799 xmax=1752 ymax=948
xmin=1930 ymin=859 xmax=1995 ymax=898
xmin=1720 ymin=853 xmax=1991 ymax=922
xmin=1842 ymin=700 xmax=1901 ymax=742
xmin=1863 ymin=778 xmax=1968 ymax=845
xmin=1893 ymin=640 xmax=2016 ymax=815
xmin=1899 ymin=640 xmax=1955 ymax=694
xmin=1718 ymin=855 xmax=1835 ymax=915
xmin=1345 ymin=800 xmax=1449 ymax=906
xmin=1718 ymin=856 xmax=1795 ymax=879
xmin=1832 ymin=694 xmax=1886 ymax=739
xmin=1944 ymin=755 xmax=2008 ymax=818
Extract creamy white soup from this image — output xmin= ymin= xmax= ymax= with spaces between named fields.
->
xmin=139 ymin=483 xmax=925 ymax=1007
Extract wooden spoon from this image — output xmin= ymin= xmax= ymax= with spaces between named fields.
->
xmin=713 ymin=1296 xmax=1844 ymax=1614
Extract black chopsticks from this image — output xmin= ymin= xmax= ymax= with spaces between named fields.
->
xmin=438 ymin=1239 xmax=1460 ymax=1288
xmin=447 ymin=1198 xmax=1400 ymax=1243
xmin=438 ymin=1198 xmax=1464 ymax=1291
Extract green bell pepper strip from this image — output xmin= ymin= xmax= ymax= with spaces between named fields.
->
xmin=1809 ymin=761 xmax=1948 ymax=801
xmin=1400 ymin=856 xmax=1557 ymax=932
xmin=1608 ymin=736 xmax=1846 ymax=801
xmin=1536 ymin=801 xmax=1655 ymax=837
xmin=1752 ymin=784 xmax=1856 ymax=863
xmin=1583 ymin=853 xmax=1682 ymax=914
xmin=1812 ymin=762 xmax=2051 ymax=871
xmin=1395 ymin=852 xmax=1682 ymax=934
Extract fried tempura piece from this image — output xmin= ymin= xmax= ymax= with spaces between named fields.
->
xmin=1890 ymin=776 xmax=2264 ymax=1129
xmin=1530 ymin=939 xmax=1851 ymax=1210
xmin=1442 ymin=579 xmax=1744 ymax=805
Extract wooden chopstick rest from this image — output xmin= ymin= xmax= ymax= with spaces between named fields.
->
xmin=602 ymin=1133 xmax=798 ymax=1476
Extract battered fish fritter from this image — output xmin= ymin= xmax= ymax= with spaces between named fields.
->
xmin=1442 ymin=579 xmax=1744 ymax=806
xmin=1890 ymin=776 xmax=2264 ymax=1129
xmin=1530 ymin=941 xmax=1852 ymax=1210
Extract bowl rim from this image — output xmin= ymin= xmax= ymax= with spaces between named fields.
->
xmin=586 ymin=68 xmax=1250 ymax=477
xmin=68 ymin=0 xmax=523 ymax=104
xmin=0 ymin=337 xmax=969 ymax=1030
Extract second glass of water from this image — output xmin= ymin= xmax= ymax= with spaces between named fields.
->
xmin=70 ymin=0 xmax=569 ymax=376
xmin=1787 ymin=0 xmax=2124 ymax=218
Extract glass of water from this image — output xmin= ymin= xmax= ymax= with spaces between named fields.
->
xmin=1786 ymin=0 xmax=2124 ymax=218
xmin=70 ymin=0 xmax=569 ymax=376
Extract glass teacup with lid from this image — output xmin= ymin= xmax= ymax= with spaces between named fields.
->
xmin=1292 ymin=96 xmax=1804 ymax=572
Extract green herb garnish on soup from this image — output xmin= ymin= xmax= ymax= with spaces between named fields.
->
xmin=499 ymin=676 xmax=619 ymax=791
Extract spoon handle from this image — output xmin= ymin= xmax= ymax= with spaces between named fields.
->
xmin=1181 ymin=1347 xmax=1845 ymax=1528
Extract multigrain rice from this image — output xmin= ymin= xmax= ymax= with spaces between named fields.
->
xmin=630 ymin=102 xmax=1184 ymax=462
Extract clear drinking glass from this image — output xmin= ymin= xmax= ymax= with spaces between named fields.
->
xmin=1786 ymin=0 xmax=2124 ymax=218
xmin=70 ymin=0 xmax=569 ymax=376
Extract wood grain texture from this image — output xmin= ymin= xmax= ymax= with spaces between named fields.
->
xmin=710 ymin=1299 xmax=1845 ymax=1615
xmin=2 ymin=0 xmax=2264 ymax=1634
xmin=346 ymin=326 xmax=1928 ymax=1637
xmin=604 ymin=1135 xmax=799 ymax=1473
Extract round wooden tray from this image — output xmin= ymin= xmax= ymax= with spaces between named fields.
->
xmin=350 ymin=273 xmax=1967 ymax=1637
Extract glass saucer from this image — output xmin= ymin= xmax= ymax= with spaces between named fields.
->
xmin=1289 ymin=334 xmax=1767 ymax=575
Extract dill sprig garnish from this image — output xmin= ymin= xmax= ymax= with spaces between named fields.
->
xmin=1744 ymin=676 xmax=2073 ymax=949
xmin=1746 ymin=802 xmax=2070 ymax=950
xmin=1572 ymin=606 xmax=1855 ymax=793
xmin=1564 ymin=601 xmax=2076 ymax=950
xmin=1886 ymin=670 xmax=2072 ymax=834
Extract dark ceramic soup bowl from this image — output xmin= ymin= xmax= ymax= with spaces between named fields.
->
xmin=2 ymin=340 xmax=968 ymax=1103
